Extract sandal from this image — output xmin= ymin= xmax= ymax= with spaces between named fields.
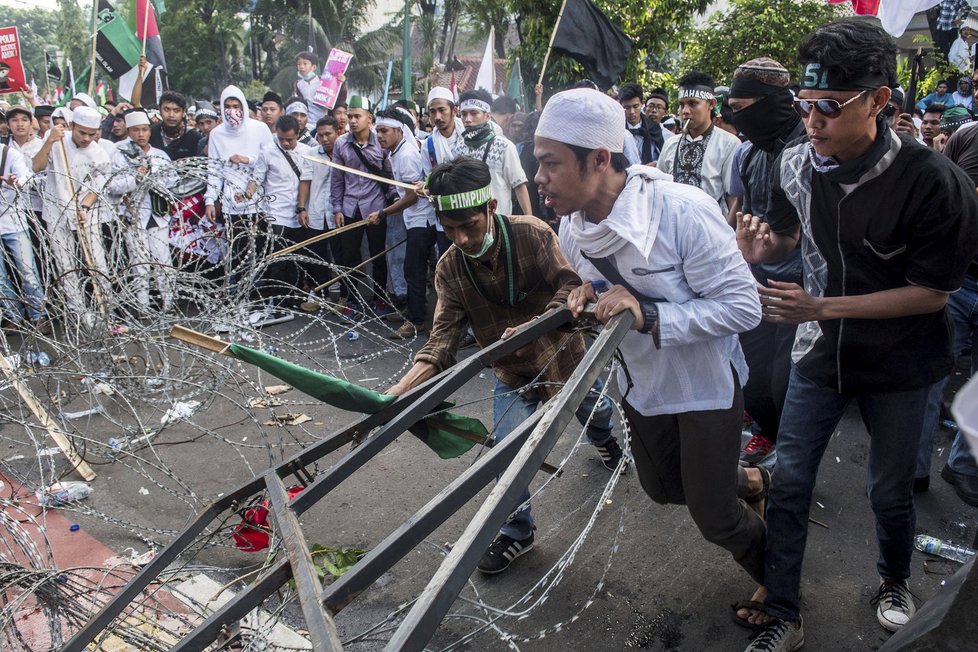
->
xmin=731 ymin=599 xmax=768 ymax=632
xmin=744 ymin=465 xmax=772 ymax=506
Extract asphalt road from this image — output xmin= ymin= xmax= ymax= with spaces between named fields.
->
xmin=19 ymin=313 xmax=977 ymax=652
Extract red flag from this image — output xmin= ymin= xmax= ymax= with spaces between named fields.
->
xmin=826 ymin=0 xmax=880 ymax=14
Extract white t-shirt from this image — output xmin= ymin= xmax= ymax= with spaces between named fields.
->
xmin=0 ymin=145 xmax=32 ymax=234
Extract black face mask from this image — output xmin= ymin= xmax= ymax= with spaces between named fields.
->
xmin=730 ymin=90 xmax=799 ymax=152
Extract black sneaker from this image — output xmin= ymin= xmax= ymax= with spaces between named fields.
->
xmin=477 ymin=532 xmax=534 ymax=575
xmin=594 ymin=437 xmax=624 ymax=471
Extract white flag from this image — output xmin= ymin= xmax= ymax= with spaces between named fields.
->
xmin=475 ymin=27 xmax=495 ymax=95
xmin=879 ymin=0 xmax=942 ymax=38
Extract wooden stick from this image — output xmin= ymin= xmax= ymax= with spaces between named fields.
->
xmin=312 ymin=239 xmax=406 ymax=293
xmin=141 ymin=0 xmax=152 ymax=57
xmin=302 ymin=154 xmax=417 ymax=190
xmin=88 ymin=1 xmax=98 ymax=96
xmin=269 ymin=220 xmax=368 ymax=259
xmin=0 ymin=352 xmax=96 ymax=481
xmin=58 ymin=140 xmax=107 ymax=315
xmin=132 ymin=0 xmax=153 ymax=103
xmin=169 ymin=325 xmax=236 ymax=356
xmin=538 ymin=0 xmax=569 ymax=87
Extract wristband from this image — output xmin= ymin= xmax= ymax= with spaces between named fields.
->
xmin=296 ymin=206 xmax=306 ymax=213
xmin=378 ymin=209 xmax=387 ymax=220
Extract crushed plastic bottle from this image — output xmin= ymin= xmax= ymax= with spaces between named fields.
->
xmin=914 ymin=534 xmax=977 ymax=563
xmin=26 ymin=351 xmax=51 ymax=367
xmin=347 ymin=331 xmax=360 ymax=342
xmin=37 ymin=481 xmax=93 ymax=507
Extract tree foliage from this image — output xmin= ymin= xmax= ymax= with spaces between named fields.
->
xmin=56 ymin=0 xmax=92 ymax=76
xmin=0 ymin=6 xmax=61 ymax=83
xmin=680 ymin=0 xmax=838 ymax=85
xmin=510 ymin=0 xmax=710 ymax=95
xmin=158 ymin=0 xmax=248 ymax=98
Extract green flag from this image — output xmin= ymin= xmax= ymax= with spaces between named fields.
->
xmin=228 ymin=344 xmax=482 ymax=460
xmin=507 ymin=57 xmax=527 ymax=111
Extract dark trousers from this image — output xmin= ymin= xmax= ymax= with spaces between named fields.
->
xmin=301 ymin=226 xmax=335 ymax=288
xmin=226 ymin=214 xmax=269 ymax=298
xmin=935 ymin=28 xmax=958 ymax=58
xmin=764 ymin=367 xmax=930 ymax=622
xmin=623 ymin=376 xmax=766 ymax=585
xmin=739 ymin=319 xmax=797 ymax=442
xmin=333 ymin=208 xmax=387 ymax=301
xmin=262 ymin=224 xmax=303 ymax=303
xmin=404 ymin=225 xmax=446 ymax=325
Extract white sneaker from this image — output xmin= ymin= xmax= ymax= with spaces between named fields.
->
xmin=872 ymin=578 xmax=915 ymax=631
xmin=744 ymin=617 xmax=804 ymax=652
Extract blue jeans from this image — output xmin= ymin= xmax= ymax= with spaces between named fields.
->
xmin=764 ymin=367 xmax=931 ymax=622
xmin=0 ymin=230 xmax=46 ymax=322
xmin=493 ymin=377 xmax=614 ymax=540
xmin=916 ymin=275 xmax=978 ymax=478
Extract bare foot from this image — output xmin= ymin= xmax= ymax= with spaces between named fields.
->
xmin=736 ymin=586 xmax=770 ymax=626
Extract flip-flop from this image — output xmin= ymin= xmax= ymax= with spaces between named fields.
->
xmin=730 ymin=599 xmax=768 ymax=632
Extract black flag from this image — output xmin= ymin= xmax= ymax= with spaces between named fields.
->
xmin=45 ymin=52 xmax=61 ymax=82
xmin=551 ymin=0 xmax=632 ymax=90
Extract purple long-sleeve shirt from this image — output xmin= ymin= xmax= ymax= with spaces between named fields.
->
xmin=329 ymin=130 xmax=391 ymax=218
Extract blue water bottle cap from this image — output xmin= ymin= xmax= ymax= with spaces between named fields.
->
xmin=592 ymin=280 xmax=608 ymax=293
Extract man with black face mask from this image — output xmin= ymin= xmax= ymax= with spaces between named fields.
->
xmin=725 ymin=58 xmax=806 ymax=477
xmin=725 ymin=57 xmax=807 ymax=630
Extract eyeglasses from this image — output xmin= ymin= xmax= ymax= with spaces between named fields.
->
xmin=792 ymin=90 xmax=869 ymax=119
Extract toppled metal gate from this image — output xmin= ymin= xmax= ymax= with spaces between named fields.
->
xmin=63 ymin=307 xmax=633 ymax=651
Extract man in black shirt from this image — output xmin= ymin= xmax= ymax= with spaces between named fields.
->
xmin=736 ymin=20 xmax=978 ymax=651
xmin=149 ymin=90 xmax=201 ymax=161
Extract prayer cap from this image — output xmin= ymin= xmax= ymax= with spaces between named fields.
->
xmin=348 ymin=95 xmax=372 ymax=112
xmin=427 ymin=86 xmax=455 ymax=107
xmin=262 ymin=91 xmax=284 ymax=107
xmin=124 ymin=109 xmax=151 ymax=128
xmin=536 ymin=88 xmax=625 ymax=153
xmin=730 ymin=57 xmax=791 ymax=99
xmin=72 ymin=92 xmax=98 ymax=109
xmin=72 ymin=106 xmax=101 ymax=128
xmin=34 ymin=105 xmax=55 ymax=118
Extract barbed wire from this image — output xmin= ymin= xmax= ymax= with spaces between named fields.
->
xmin=0 ymin=152 xmax=630 ymax=650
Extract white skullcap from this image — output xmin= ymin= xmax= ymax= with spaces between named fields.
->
xmin=71 ymin=106 xmax=101 ymax=129
xmin=536 ymin=88 xmax=625 ymax=154
xmin=427 ymin=86 xmax=455 ymax=108
xmin=72 ymin=92 xmax=98 ymax=109
xmin=52 ymin=107 xmax=73 ymax=123
xmin=285 ymin=101 xmax=308 ymax=116
xmin=124 ymin=110 xmax=151 ymax=128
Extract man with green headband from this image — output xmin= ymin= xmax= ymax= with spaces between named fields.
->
xmin=386 ymin=157 xmax=623 ymax=575
xmin=736 ymin=20 xmax=978 ymax=650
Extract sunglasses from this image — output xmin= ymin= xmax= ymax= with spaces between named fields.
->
xmin=792 ymin=90 xmax=869 ymax=119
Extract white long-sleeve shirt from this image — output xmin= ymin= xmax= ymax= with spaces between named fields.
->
xmin=307 ymin=145 xmax=333 ymax=230
xmin=0 ymin=145 xmax=31 ymax=234
xmin=9 ymin=136 xmax=43 ymax=213
xmin=559 ymin=168 xmax=761 ymax=417
xmin=107 ymin=142 xmax=175 ymax=228
xmin=250 ymin=140 xmax=312 ymax=227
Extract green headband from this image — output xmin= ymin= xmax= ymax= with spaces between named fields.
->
xmin=430 ymin=184 xmax=493 ymax=212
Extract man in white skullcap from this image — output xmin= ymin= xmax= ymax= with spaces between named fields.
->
xmin=69 ymin=92 xmax=98 ymax=111
xmin=285 ymin=99 xmax=315 ymax=146
xmin=537 ymin=88 xmax=769 ymax=602
xmin=422 ymin=86 xmax=463 ymax=173
xmin=32 ymin=105 xmax=114 ymax=324
xmin=108 ymin=108 xmax=177 ymax=313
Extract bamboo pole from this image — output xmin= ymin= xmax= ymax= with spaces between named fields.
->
xmin=0 ymin=352 xmax=96 ymax=481
xmin=132 ymin=0 xmax=153 ymax=101
xmin=302 ymin=154 xmax=417 ymax=190
xmin=58 ymin=140 xmax=107 ymax=315
xmin=537 ymin=0 xmax=569 ymax=87
xmin=269 ymin=220 xmax=368 ymax=259
xmin=87 ymin=0 xmax=98 ymax=96
xmin=311 ymin=239 xmax=406 ymax=293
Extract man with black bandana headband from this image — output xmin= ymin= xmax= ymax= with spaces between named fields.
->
xmin=724 ymin=58 xmax=806 ymax=480
xmin=451 ymin=89 xmax=532 ymax=216
xmin=658 ymin=71 xmax=740 ymax=209
xmin=736 ymin=20 xmax=978 ymax=651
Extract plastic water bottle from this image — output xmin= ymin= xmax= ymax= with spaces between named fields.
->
xmin=591 ymin=279 xmax=608 ymax=293
xmin=37 ymin=481 xmax=94 ymax=507
xmin=347 ymin=331 xmax=360 ymax=341
xmin=27 ymin=351 xmax=51 ymax=367
xmin=914 ymin=534 xmax=977 ymax=563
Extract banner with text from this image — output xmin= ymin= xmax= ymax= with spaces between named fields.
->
xmin=0 ymin=27 xmax=26 ymax=94
xmin=312 ymin=48 xmax=353 ymax=110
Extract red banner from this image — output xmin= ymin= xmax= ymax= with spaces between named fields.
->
xmin=0 ymin=26 xmax=26 ymax=94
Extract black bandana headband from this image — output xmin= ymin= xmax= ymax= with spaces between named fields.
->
xmin=799 ymin=62 xmax=889 ymax=92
